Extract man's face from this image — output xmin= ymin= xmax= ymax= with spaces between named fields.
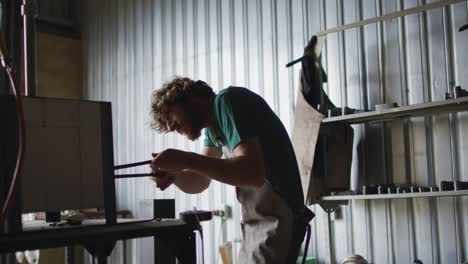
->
xmin=161 ymin=102 xmax=204 ymax=141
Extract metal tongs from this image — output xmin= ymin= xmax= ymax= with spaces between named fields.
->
xmin=114 ymin=160 xmax=156 ymax=179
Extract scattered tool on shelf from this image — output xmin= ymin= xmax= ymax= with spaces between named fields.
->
xmin=440 ymin=181 xmax=456 ymax=191
xmin=454 ymin=86 xmax=468 ymax=98
xmin=396 ymin=185 xmax=412 ymax=194
xmin=446 ymin=82 xmax=468 ymax=99
xmin=362 ymin=184 xmax=397 ymax=195
xmin=378 ymin=184 xmax=396 ymax=194
xmin=455 ymin=181 xmax=468 ymax=190
xmin=362 ymin=185 xmax=379 ymax=195
xmin=440 ymin=180 xmax=468 ymax=191
xmin=387 ymin=185 xmax=397 ymax=194
xmin=418 ymin=186 xmax=431 ymax=192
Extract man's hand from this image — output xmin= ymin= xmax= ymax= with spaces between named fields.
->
xmin=149 ymin=149 xmax=187 ymax=191
xmin=150 ymin=149 xmax=189 ymax=172
xmin=149 ymin=170 xmax=175 ymax=191
xmin=149 ymin=147 xmax=220 ymax=194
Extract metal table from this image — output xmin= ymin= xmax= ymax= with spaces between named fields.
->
xmin=0 ymin=219 xmax=197 ymax=264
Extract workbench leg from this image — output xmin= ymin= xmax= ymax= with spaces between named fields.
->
xmin=155 ymin=237 xmax=176 ymax=264
xmin=84 ymin=241 xmax=115 ymax=264
xmin=66 ymin=245 xmax=75 ymax=264
xmin=154 ymin=199 xmax=176 ymax=264
xmin=157 ymin=230 xmax=197 ymax=264
xmin=174 ymin=231 xmax=196 ymax=264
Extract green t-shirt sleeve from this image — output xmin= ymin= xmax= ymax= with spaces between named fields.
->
xmin=203 ymin=129 xmax=218 ymax=148
xmin=215 ymin=92 xmax=257 ymax=151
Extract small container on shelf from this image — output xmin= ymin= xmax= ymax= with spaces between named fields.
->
xmin=455 ymin=181 xmax=468 ymax=190
xmin=418 ymin=186 xmax=431 ymax=193
xmin=440 ymin=181 xmax=455 ymax=191
xmin=396 ymin=185 xmax=412 ymax=194
xmin=362 ymin=185 xmax=378 ymax=195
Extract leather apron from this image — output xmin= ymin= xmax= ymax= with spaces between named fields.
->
xmin=223 ymin=147 xmax=313 ymax=264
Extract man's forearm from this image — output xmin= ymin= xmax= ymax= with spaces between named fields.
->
xmin=184 ymin=151 xmax=264 ymax=188
xmin=151 ymin=141 xmax=264 ymax=188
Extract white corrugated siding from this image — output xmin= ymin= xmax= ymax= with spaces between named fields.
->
xmin=81 ymin=0 xmax=468 ymax=263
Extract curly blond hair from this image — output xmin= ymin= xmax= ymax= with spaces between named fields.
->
xmin=150 ymin=76 xmax=214 ymax=133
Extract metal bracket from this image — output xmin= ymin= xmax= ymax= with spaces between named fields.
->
xmin=318 ymin=200 xmax=348 ymax=213
xmin=318 ymin=200 xmax=348 ymax=264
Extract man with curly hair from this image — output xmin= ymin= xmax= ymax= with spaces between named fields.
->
xmin=150 ymin=76 xmax=313 ymax=264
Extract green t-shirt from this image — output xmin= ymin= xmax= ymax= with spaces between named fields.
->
xmin=204 ymin=87 xmax=304 ymax=213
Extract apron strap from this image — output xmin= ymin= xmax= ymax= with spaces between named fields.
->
xmin=301 ymin=223 xmax=312 ymax=264
xmin=297 ymin=207 xmax=314 ymax=264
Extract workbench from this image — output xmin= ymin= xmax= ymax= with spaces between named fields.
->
xmin=0 ymin=219 xmax=197 ymax=264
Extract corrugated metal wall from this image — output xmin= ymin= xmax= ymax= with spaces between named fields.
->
xmin=80 ymin=0 xmax=468 ymax=263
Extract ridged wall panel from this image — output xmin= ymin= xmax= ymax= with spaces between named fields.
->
xmin=81 ymin=0 xmax=468 ymax=263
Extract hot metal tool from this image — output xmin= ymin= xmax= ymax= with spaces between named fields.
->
xmin=114 ymin=159 xmax=159 ymax=179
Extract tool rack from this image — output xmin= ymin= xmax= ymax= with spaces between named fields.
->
xmin=316 ymin=96 xmax=468 ymax=264
xmin=303 ymin=0 xmax=468 ymax=262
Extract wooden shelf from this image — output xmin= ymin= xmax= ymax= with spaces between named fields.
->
xmin=320 ymin=190 xmax=468 ymax=201
xmin=322 ymin=97 xmax=468 ymax=125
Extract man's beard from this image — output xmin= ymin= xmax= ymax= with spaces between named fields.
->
xmin=186 ymin=110 xmax=204 ymax=141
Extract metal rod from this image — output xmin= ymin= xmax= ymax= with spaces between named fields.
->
xmin=114 ymin=160 xmax=151 ymax=170
xmin=114 ymin=173 xmax=157 ymax=179
xmin=21 ymin=0 xmax=37 ymax=96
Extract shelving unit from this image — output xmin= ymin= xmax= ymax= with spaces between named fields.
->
xmin=321 ymin=190 xmax=468 ymax=201
xmin=318 ymin=98 xmax=468 ymax=202
xmin=317 ymin=97 xmax=468 ymax=204
xmin=307 ymin=1 xmax=468 ymax=262
xmin=322 ymin=97 xmax=468 ymax=125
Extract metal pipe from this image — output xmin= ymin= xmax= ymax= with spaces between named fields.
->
xmin=326 ymin=209 xmax=334 ymax=263
xmin=21 ymin=0 xmax=37 ymax=97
